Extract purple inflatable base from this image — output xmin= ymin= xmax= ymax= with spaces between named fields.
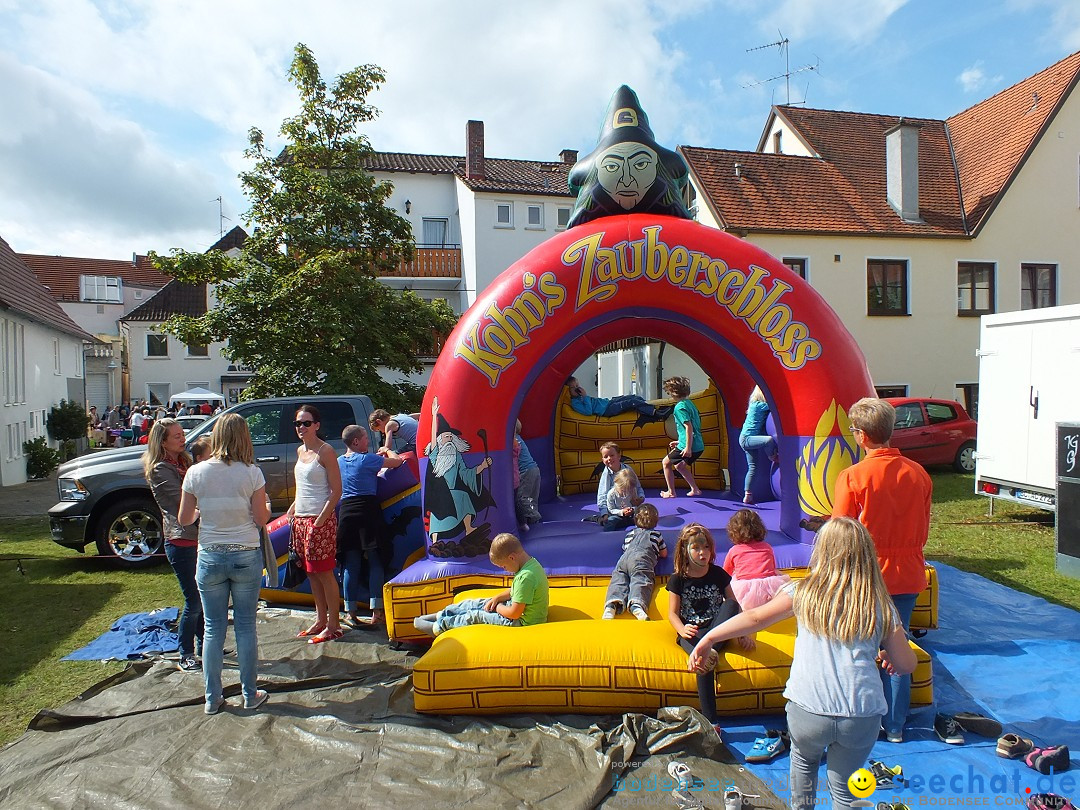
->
xmin=391 ymin=490 xmax=814 ymax=585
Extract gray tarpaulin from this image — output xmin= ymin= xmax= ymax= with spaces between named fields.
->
xmin=0 ymin=607 xmax=780 ymax=809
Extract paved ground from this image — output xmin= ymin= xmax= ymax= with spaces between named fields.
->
xmin=0 ymin=474 xmax=57 ymax=519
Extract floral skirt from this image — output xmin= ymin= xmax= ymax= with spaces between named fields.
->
xmin=291 ymin=514 xmax=339 ymax=573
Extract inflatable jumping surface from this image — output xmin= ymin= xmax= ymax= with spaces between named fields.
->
xmin=387 ymin=86 xmax=935 ymax=712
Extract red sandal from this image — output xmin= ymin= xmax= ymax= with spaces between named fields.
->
xmin=308 ymin=628 xmax=345 ymax=644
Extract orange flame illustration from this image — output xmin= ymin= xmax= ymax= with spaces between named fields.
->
xmin=798 ymin=400 xmax=861 ymax=517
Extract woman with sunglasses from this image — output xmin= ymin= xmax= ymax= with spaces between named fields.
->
xmin=287 ymin=404 xmax=344 ymax=643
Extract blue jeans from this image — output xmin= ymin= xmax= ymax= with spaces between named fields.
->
xmin=165 ymin=543 xmax=203 ymax=657
xmin=342 ymin=548 xmax=386 ymax=612
xmin=882 ymin=592 xmax=917 ymax=736
xmin=196 ymin=548 xmax=262 ymax=707
xmin=786 ymin=701 xmax=882 ymax=810
xmin=740 ymin=434 xmax=777 ymax=493
xmin=434 ymin=597 xmax=521 ymax=633
xmin=603 ymin=395 xmax=655 ymax=417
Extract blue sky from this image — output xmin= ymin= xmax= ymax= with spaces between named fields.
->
xmin=1 ymin=0 xmax=1078 ymax=259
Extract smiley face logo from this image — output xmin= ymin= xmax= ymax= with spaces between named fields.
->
xmin=847 ymin=768 xmax=876 ymax=798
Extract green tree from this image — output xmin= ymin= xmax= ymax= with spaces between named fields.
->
xmin=153 ymin=43 xmax=455 ymax=412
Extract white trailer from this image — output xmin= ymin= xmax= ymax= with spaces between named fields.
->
xmin=975 ymin=304 xmax=1080 ymax=512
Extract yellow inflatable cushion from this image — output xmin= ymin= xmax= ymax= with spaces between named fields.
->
xmin=412 ymin=584 xmax=933 ymax=715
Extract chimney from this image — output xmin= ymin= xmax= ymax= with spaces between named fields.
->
xmin=559 ymin=149 xmax=578 ymax=164
xmin=885 ymin=119 xmax=921 ymax=222
xmin=466 ymin=120 xmax=485 ymax=181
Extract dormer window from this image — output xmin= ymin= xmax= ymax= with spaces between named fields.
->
xmin=80 ymin=275 xmax=122 ymax=303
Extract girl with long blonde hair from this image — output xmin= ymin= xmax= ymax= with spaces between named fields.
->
xmin=688 ymin=517 xmax=916 ymax=810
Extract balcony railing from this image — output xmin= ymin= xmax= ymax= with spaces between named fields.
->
xmin=380 ymin=246 xmax=461 ymax=278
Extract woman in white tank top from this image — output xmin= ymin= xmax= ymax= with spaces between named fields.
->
xmin=286 ymin=404 xmax=343 ymax=643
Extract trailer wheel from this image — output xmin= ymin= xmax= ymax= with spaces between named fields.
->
xmin=954 ymin=441 xmax=976 ymax=473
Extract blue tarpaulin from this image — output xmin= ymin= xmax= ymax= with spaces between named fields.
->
xmin=718 ymin=562 xmax=1079 ymax=803
xmin=62 ymin=607 xmax=179 ymax=661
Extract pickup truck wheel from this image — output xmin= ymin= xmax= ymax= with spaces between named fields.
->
xmin=94 ymin=499 xmax=166 ymax=568
xmin=954 ymin=441 xmax=976 ymax=473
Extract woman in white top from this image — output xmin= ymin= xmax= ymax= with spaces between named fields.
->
xmin=286 ymin=404 xmax=343 ymax=643
xmin=178 ymin=413 xmax=271 ymax=715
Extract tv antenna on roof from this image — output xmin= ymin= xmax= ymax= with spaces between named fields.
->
xmin=212 ymin=196 xmax=232 ymax=239
xmin=743 ymin=31 xmax=819 ymax=105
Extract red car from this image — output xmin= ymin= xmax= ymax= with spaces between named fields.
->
xmin=884 ymin=397 xmax=977 ymax=473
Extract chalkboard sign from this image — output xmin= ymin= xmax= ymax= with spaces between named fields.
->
xmin=1057 ymin=422 xmax=1080 ymax=578
xmin=1059 ymin=422 xmax=1080 ymax=480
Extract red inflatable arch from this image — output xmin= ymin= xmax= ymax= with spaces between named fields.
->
xmin=418 ymin=214 xmax=872 ymax=554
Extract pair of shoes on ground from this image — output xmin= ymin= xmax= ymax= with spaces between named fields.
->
xmin=868 ymin=759 xmax=905 ymax=788
xmin=935 ymin=711 xmax=1003 ymax=744
xmin=667 ymin=762 xmax=704 ymax=810
xmin=1024 ymin=744 xmax=1071 ymax=775
xmin=1027 ymin=794 xmax=1075 ymax=809
xmin=746 ymin=729 xmax=789 ymax=763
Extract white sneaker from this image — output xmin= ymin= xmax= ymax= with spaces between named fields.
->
xmin=630 ymin=606 xmax=650 ymax=621
xmin=602 ymin=606 xmax=617 ymax=620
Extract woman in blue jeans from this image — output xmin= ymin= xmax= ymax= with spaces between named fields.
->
xmin=145 ymin=419 xmax=203 ymax=672
xmin=688 ymin=518 xmax=916 ymax=810
xmin=179 ymin=414 xmax=270 ymax=715
xmin=738 ymin=386 xmax=778 ymax=504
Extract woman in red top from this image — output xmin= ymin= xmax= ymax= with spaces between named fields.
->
xmin=145 ymin=419 xmax=203 ymax=672
xmin=832 ymin=397 xmax=932 ymax=743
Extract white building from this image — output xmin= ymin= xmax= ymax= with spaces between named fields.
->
xmin=19 ymin=251 xmax=172 ymax=410
xmin=678 ymin=49 xmax=1080 ymax=415
xmin=119 ymin=227 xmax=250 ymax=406
xmin=0 ymin=235 xmax=94 ymax=486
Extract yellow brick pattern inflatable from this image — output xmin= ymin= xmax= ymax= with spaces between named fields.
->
xmin=412 ymin=584 xmax=933 ymax=715
xmin=555 ymin=382 xmax=729 ymax=494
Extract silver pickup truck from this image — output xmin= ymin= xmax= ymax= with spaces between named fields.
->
xmin=49 ymin=395 xmax=375 ymax=567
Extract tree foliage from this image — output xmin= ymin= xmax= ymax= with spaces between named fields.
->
xmin=153 ymin=43 xmax=455 ymax=413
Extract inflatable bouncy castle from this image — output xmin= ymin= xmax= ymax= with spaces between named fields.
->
xmin=390 ymin=87 xmax=936 ymax=714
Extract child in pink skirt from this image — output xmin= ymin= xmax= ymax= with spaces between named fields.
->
xmin=723 ymin=509 xmax=790 ymax=649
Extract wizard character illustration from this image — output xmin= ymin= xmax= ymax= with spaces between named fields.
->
xmin=423 ymin=397 xmax=495 ymax=557
xmin=566 ymin=85 xmax=692 ymax=228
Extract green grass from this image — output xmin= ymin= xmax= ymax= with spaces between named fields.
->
xmin=926 ymin=471 xmax=1076 ymax=611
xmin=0 ymin=472 xmax=1076 ymax=747
xmin=0 ymin=517 xmax=178 ymax=746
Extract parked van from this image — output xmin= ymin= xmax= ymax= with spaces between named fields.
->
xmin=975 ymin=304 xmax=1080 ymax=512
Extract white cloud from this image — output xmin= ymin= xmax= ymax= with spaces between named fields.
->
xmin=958 ymin=63 xmax=987 ymax=93
xmin=0 ymin=53 xmax=226 ymax=255
xmin=747 ymin=0 xmax=909 ymax=44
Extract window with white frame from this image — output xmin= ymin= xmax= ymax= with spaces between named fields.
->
xmin=526 ymin=204 xmax=544 ymax=229
xmin=556 ymin=207 xmax=571 ymax=229
xmin=80 ymin=275 xmax=122 ymax=303
xmin=495 ymin=201 xmax=513 ymax=228
xmin=146 ymin=334 xmax=168 ymax=358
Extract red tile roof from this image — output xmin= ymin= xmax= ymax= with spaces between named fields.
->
xmin=0 ymin=236 xmax=94 ymax=341
xmin=367 ymin=152 xmax=573 ymax=197
xmin=948 ymin=49 xmax=1080 ymax=233
xmin=18 ymin=252 xmax=171 ymax=303
xmin=683 ymin=50 xmax=1080 ymax=237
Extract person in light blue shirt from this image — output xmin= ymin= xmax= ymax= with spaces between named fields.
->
xmin=738 ymin=386 xmax=778 ymax=505
xmin=369 ymin=410 xmax=419 ymax=453
xmin=566 ymin=377 xmax=671 ymax=425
